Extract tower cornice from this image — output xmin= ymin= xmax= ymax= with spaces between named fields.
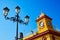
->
xmin=36 ymin=14 xmax=52 ymax=22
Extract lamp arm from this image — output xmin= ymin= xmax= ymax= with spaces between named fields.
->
xmin=4 ymin=15 xmax=29 ymax=25
xmin=4 ymin=16 xmax=17 ymax=22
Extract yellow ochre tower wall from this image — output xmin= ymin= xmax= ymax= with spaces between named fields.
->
xmin=36 ymin=13 xmax=54 ymax=34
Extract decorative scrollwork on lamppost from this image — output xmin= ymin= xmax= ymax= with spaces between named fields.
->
xmin=3 ymin=6 xmax=30 ymax=40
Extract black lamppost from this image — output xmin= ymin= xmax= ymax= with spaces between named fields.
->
xmin=3 ymin=6 xmax=29 ymax=40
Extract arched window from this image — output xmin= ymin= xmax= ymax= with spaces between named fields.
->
xmin=42 ymin=36 xmax=47 ymax=40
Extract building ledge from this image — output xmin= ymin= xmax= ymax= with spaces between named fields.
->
xmin=24 ymin=30 xmax=60 ymax=40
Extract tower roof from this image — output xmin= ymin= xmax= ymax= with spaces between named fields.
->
xmin=36 ymin=12 xmax=52 ymax=22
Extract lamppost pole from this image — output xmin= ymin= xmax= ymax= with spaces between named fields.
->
xmin=16 ymin=13 xmax=18 ymax=40
xmin=3 ymin=6 xmax=30 ymax=40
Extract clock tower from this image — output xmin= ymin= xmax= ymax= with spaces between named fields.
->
xmin=36 ymin=12 xmax=54 ymax=33
xmin=24 ymin=12 xmax=60 ymax=40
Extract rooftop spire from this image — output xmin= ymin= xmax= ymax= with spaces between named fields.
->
xmin=37 ymin=12 xmax=45 ymax=19
xmin=40 ymin=12 xmax=45 ymax=17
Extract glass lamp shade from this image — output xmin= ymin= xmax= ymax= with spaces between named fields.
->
xmin=3 ymin=7 xmax=9 ymax=16
xmin=15 ymin=6 xmax=20 ymax=14
xmin=25 ymin=15 xmax=29 ymax=23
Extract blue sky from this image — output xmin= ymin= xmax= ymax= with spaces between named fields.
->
xmin=0 ymin=0 xmax=60 ymax=40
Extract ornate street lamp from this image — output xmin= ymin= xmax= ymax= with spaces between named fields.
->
xmin=3 ymin=6 xmax=30 ymax=40
xmin=15 ymin=6 xmax=20 ymax=14
xmin=3 ymin=7 xmax=9 ymax=18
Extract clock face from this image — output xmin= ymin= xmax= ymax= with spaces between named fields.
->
xmin=40 ymin=22 xmax=44 ymax=26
